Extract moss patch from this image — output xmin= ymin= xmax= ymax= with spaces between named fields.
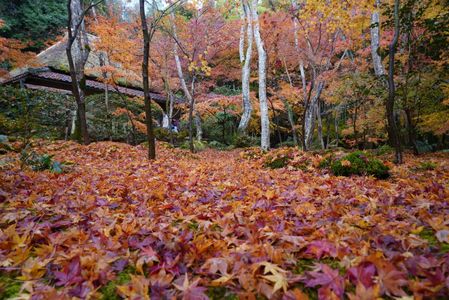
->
xmin=264 ymin=156 xmax=291 ymax=169
xmin=294 ymin=258 xmax=345 ymax=275
xmin=419 ymin=228 xmax=449 ymax=254
xmin=207 ymin=287 xmax=238 ymax=300
xmin=100 ymin=267 xmax=135 ymax=300
xmin=0 ymin=273 xmax=22 ymax=300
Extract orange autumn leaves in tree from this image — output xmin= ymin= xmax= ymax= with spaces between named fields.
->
xmin=89 ymin=14 xmax=141 ymax=85
xmin=0 ymin=19 xmax=34 ymax=77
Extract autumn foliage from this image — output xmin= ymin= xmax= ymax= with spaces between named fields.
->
xmin=1 ymin=140 xmax=449 ymax=299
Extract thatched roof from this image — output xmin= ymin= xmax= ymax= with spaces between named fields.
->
xmin=1 ymin=34 xmax=184 ymax=106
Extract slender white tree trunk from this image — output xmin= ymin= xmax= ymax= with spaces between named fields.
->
xmin=371 ymin=0 xmax=386 ymax=76
xmin=238 ymin=1 xmax=253 ymax=133
xmin=171 ymin=13 xmax=202 ymax=149
xmin=239 ymin=5 xmax=246 ymax=63
xmin=250 ymin=0 xmax=270 ymax=150
xmin=304 ymin=81 xmax=324 ymax=149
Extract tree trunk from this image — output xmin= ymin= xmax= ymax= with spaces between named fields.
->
xmin=334 ymin=110 xmax=339 ymax=147
xmin=316 ymin=101 xmax=325 ymax=149
xmin=387 ymin=0 xmax=403 ymax=164
xmin=304 ymin=81 xmax=324 ymax=150
xmin=371 ymin=0 xmax=386 ymax=77
xmin=140 ymin=0 xmax=156 ymax=159
xmin=238 ymin=1 xmax=253 ymax=133
xmin=283 ymin=58 xmax=298 ymax=145
xmin=66 ymin=0 xmax=90 ymax=145
xmin=171 ymin=13 xmax=196 ymax=152
xmin=195 ymin=112 xmax=203 ymax=141
xmin=250 ymin=0 xmax=270 ymax=150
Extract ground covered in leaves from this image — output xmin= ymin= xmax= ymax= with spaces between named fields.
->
xmin=1 ymin=141 xmax=449 ymax=299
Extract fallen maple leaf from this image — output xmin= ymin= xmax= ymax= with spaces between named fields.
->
xmin=173 ymin=274 xmax=209 ymax=300
xmin=435 ymin=230 xmax=449 ymax=243
xmin=117 ymin=275 xmax=150 ymax=300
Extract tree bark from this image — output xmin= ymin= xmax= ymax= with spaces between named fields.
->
xmin=316 ymin=101 xmax=325 ymax=149
xmin=238 ymin=1 xmax=253 ymax=133
xmin=387 ymin=0 xmax=403 ymax=164
xmin=140 ymin=0 xmax=156 ymax=159
xmin=371 ymin=0 xmax=386 ymax=77
xmin=171 ymin=13 xmax=197 ymax=152
xmin=66 ymin=0 xmax=91 ymax=145
xmin=250 ymin=0 xmax=270 ymax=150
xmin=304 ymin=81 xmax=324 ymax=150
xmin=283 ymin=58 xmax=298 ymax=145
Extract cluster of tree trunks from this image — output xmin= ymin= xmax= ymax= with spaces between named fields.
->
xmin=238 ymin=0 xmax=270 ymax=150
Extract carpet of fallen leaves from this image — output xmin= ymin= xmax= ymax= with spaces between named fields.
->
xmin=1 ymin=140 xmax=449 ymax=300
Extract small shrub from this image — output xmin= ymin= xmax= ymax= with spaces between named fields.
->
xmin=264 ymin=156 xmax=291 ymax=169
xmin=415 ymin=140 xmax=434 ymax=154
xmin=232 ymin=135 xmax=258 ymax=148
xmin=240 ymin=147 xmax=263 ymax=160
xmin=376 ymin=144 xmax=394 ymax=156
xmin=0 ymin=135 xmax=13 ymax=155
xmin=20 ymin=148 xmax=65 ymax=173
xmin=208 ymin=140 xmax=227 ymax=150
xmin=180 ymin=140 xmax=207 ymax=151
xmin=331 ymin=151 xmax=389 ymax=179
xmin=277 ymin=140 xmax=297 ymax=148
xmin=318 ymin=154 xmax=334 ymax=169
xmin=153 ymin=127 xmax=172 ymax=142
xmin=0 ymin=274 xmax=22 ymax=300
xmin=417 ymin=161 xmax=437 ymax=171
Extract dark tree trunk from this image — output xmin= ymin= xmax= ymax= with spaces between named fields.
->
xmin=387 ymin=0 xmax=403 ymax=164
xmin=140 ymin=0 xmax=156 ymax=159
xmin=66 ymin=0 xmax=90 ymax=145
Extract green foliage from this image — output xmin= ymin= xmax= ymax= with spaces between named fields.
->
xmin=417 ymin=161 xmax=437 ymax=171
xmin=418 ymin=228 xmax=449 ymax=254
xmin=153 ymin=127 xmax=189 ymax=144
xmin=0 ymin=135 xmax=13 ymax=155
xmin=376 ymin=144 xmax=394 ymax=155
xmin=100 ymin=267 xmax=135 ymax=300
xmin=295 ymin=258 xmax=345 ymax=275
xmin=277 ymin=140 xmax=297 ymax=148
xmin=232 ymin=135 xmax=259 ymax=148
xmin=330 ymin=151 xmax=390 ymax=179
xmin=202 ymin=112 xmax=238 ymax=145
xmin=0 ymin=0 xmax=67 ymax=51
xmin=0 ymin=86 xmax=74 ymax=140
xmin=207 ymin=287 xmax=238 ymax=300
xmin=180 ymin=140 xmax=207 ymax=151
xmin=20 ymin=148 xmax=64 ymax=173
xmin=318 ymin=155 xmax=334 ymax=169
xmin=0 ymin=273 xmax=21 ymax=300
xmin=264 ymin=156 xmax=291 ymax=169
xmin=213 ymin=85 xmax=242 ymax=96
xmin=208 ymin=140 xmax=234 ymax=150
xmin=415 ymin=140 xmax=434 ymax=154
xmin=153 ymin=127 xmax=172 ymax=142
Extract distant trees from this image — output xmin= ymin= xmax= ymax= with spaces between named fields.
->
xmin=3 ymin=0 xmax=448 ymax=158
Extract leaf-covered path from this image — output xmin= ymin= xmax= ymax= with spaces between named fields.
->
xmin=1 ymin=141 xmax=449 ymax=299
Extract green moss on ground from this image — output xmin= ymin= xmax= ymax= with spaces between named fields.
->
xmin=100 ymin=267 xmax=135 ymax=300
xmin=207 ymin=287 xmax=238 ymax=300
xmin=0 ymin=274 xmax=22 ymax=300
